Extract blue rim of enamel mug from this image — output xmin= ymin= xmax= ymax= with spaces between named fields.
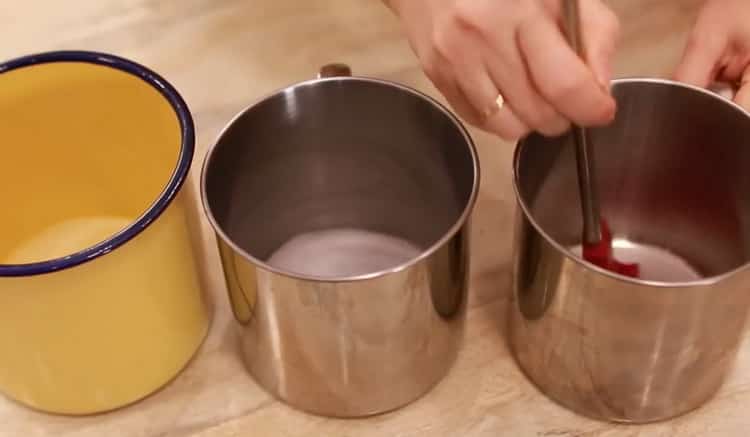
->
xmin=0 ymin=50 xmax=195 ymax=277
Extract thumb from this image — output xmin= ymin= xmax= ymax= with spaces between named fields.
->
xmin=579 ymin=0 xmax=620 ymax=88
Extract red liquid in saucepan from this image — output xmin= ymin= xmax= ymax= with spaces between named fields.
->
xmin=582 ymin=219 xmax=640 ymax=278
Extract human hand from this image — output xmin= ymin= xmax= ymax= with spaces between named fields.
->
xmin=675 ymin=0 xmax=750 ymax=109
xmin=385 ymin=0 xmax=620 ymax=141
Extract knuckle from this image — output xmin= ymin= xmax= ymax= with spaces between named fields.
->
xmin=533 ymin=110 xmax=571 ymax=136
xmin=446 ymin=97 xmax=481 ymax=126
xmin=431 ymin=25 xmax=456 ymax=59
xmin=485 ymin=118 xmax=528 ymax=141
xmin=451 ymin=0 xmax=498 ymax=37
xmin=601 ymin=7 xmax=620 ymax=35
xmin=546 ymin=75 xmax=614 ymax=124
xmin=525 ymin=104 xmax=558 ymax=129
xmin=541 ymin=118 xmax=571 ymax=137
xmin=685 ymin=31 xmax=714 ymax=54
xmin=504 ymin=125 xmax=531 ymax=142
xmin=428 ymin=73 xmax=451 ymax=98
xmin=419 ymin=52 xmax=446 ymax=84
xmin=461 ymin=113 xmax=483 ymax=128
xmin=452 ymin=0 xmax=481 ymax=29
xmin=548 ymin=75 xmax=587 ymax=104
xmin=432 ymin=5 xmax=475 ymax=59
xmin=685 ymin=32 xmax=701 ymax=50
xmin=421 ymin=58 xmax=440 ymax=82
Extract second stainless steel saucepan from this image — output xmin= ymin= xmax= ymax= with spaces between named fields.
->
xmin=201 ymin=64 xmax=480 ymax=417
xmin=510 ymin=78 xmax=750 ymax=423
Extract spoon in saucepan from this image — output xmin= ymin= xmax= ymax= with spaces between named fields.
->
xmin=560 ymin=0 xmax=640 ymax=277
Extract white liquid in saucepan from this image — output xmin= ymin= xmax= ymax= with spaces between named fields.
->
xmin=267 ymin=228 xmax=422 ymax=278
xmin=569 ymin=238 xmax=703 ymax=282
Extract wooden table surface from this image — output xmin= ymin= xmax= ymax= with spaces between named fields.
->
xmin=3 ymin=1 xmax=749 ymax=435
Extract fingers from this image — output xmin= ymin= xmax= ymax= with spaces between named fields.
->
xmin=412 ymin=0 xmax=619 ymax=140
xmin=674 ymin=0 xmax=750 ymax=110
xmin=483 ymin=104 xmax=531 ymax=141
xmin=674 ymin=37 xmax=727 ymax=87
xmin=440 ymin=75 xmax=530 ymax=141
xmin=450 ymin=63 xmax=531 ymax=141
xmin=717 ymin=54 xmax=750 ymax=82
xmin=426 ymin=57 xmax=530 ymax=141
xmin=426 ymin=4 xmax=533 ymax=140
xmin=578 ymin=0 xmax=620 ymax=88
xmin=674 ymin=7 xmax=729 ymax=87
xmin=432 ymin=20 xmax=504 ymax=120
xmin=442 ymin=0 xmax=571 ymax=138
xmin=483 ymin=28 xmax=570 ymax=137
xmin=543 ymin=0 xmax=620 ymax=88
xmin=517 ymin=13 xmax=616 ymax=127
xmin=427 ymin=66 xmax=482 ymax=126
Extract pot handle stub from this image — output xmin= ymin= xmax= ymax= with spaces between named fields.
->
xmin=318 ymin=63 xmax=352 ymax=78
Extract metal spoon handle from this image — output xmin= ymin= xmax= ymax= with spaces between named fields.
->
xmin=573 ymin=126 xmax=602 ymax=244
xmin=561 ymin=0 xmax=602 ymax=245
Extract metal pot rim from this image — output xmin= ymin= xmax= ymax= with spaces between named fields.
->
xmin=0 ymin=50 xmax=195 ymax=277
xmin=512 ymin=77 xmax=750 ymax=288
xmin=201 ymin=72 xmax=480 ymax=283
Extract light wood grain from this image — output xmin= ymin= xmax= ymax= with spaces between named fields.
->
xmin=3 ymin=1 xmax=748 ymax=436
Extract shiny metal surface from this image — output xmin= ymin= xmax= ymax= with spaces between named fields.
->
xmin=510 ymin=78 xmax=750 ymax=423
xmin=562 ymin=0 xmax=603 ymax=245
xmin=202 ymin=66 xmax=479 ymax=417
xmin=573 ymin=127 xmax=602 ymax=244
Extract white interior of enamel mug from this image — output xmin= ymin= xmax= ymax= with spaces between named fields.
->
xmin=516 ymin=79 xmax=750 ymax=283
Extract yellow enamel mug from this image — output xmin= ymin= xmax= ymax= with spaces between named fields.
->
xmin=0 ymin=51 xmax=210 ymax=415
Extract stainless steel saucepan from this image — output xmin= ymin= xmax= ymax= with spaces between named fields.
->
xmin=202 ymin=64 xmax=479 ymax=417
xmin=511 ymin=78 xmax=750 ymax=423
